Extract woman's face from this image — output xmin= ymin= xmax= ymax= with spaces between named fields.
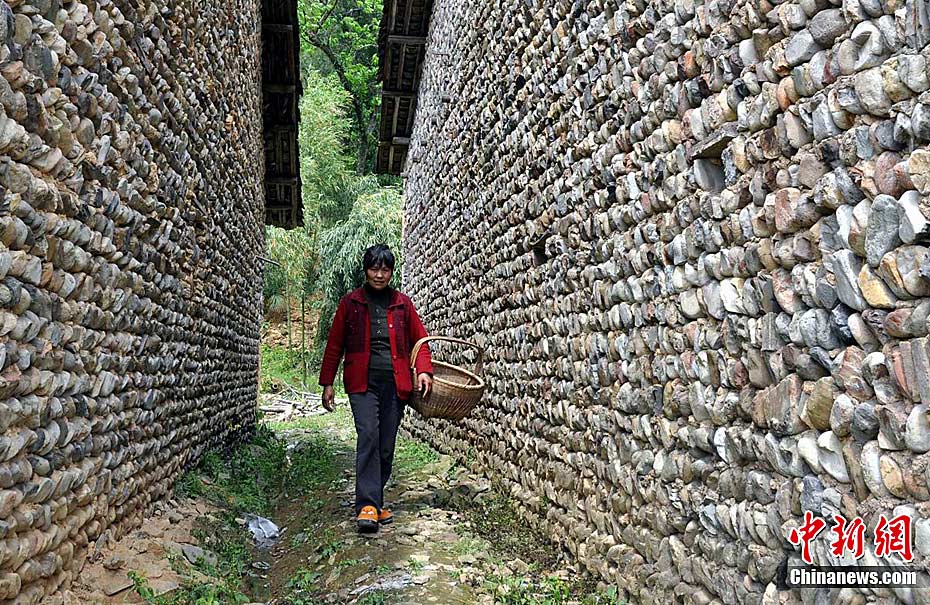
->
xmin=366 ymin=264 xmax=392 ymax=289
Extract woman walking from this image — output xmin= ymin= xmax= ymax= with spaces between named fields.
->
xmin=318 ymin=244 xmax=434 ymax=533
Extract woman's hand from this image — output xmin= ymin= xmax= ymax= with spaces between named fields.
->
xmin=322 ymin=385 xmax=335 ymax=412
xmin=417 ymin=373 xmax=433 ymax=398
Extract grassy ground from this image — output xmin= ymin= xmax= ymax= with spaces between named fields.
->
xmin=127 ymin=423 xmax=344 ymax=605
xmin=260 ymin=344 xmax=347 ymax=397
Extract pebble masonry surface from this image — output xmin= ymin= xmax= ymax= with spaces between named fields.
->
xmin=401 ymin=0 xmax=930 ymax=603
xmin=0 ymin=0 xmax=265 ymax=602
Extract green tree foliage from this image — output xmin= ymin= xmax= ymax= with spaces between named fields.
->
xmin=266 ymin=226 xmax=316 ymax=295
xmin=298 ymin=72 xmax=355 ymax=226
xmin=316 ymin=185 xmax=404 ymax=333
xmin=298 ymin=0 xmax=383 ymax=174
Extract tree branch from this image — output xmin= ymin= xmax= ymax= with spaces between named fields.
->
xmin=315 ymin=0 xmax=338 ymax=33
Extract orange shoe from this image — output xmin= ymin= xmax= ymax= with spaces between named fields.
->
xmin=357 ymin=506 xmax=379 ymax=533
xmin=378 ymin=508 xmax=394 ymax=525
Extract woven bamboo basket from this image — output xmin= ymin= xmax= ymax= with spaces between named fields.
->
xmin=408 ymin=336 xmax=485 ymax=420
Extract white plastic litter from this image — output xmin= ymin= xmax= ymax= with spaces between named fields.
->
xmin=246 ymin=515 xmax=280 ymax=548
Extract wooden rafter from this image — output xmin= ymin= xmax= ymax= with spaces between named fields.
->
xmin=376 ymin=0 xmax=434 ymax=175
xmin=262 ymin=0 xmax=303 ymax=228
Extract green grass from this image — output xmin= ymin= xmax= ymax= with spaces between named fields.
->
xmin=152 ymin=344 xmax=393 ymax=605
xmin=407 ymin=556 xmax=425 ymax=574
xmin=286 ymin=432 xmax=340 ymax=495
xmin=582 ymin=587 xmax=626 ymax=605
xmin=260 ymin=344 xmax=306 ymax=393
xmin=260 ymin=344 xmax=347 ymax=396
xmin=160 ymin=419 xmax=346 ymax=605
xmin=266 ymin=405 xmax=355 ymax=441
xmin=319 ymin=534 xmax=346 ymax=559
xmin=128 ymin=570 xmax=250 ymax=605
xmin=393 ymin=438 xmax=439 ymax=476
xmin=176 ymin=425 xmax=287 ymax=515
xmin=336 ymin=557 xmax=362 ymax=569
xmin=449 ymin=479 xmax=618 ymax=603
xmin=485 ymin=574 xmax=536 ymax=605
xmin=482 ymin=574 xmax=625 ymax=605
xmin=452 ymin=535 xmax=487 ymax=557
xmin=190 ymin=513 xmax=253 ymax=578
xmin=283 ymin=568 xmax=323 ymax=605
xmin=357 ymin=590 xmax=390 ymax=605
xmin=174 ymin=424 xmax=338 ymax=516
xmin=458 ymin=490 xmax=553 ymax=567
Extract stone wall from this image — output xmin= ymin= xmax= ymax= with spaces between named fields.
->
xmin=0 ymin=0 xmax=264 ymax=601
xmin=401 ymin=0 xmax=930 ymax=602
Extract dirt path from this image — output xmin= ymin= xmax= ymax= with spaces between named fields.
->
xmin=256 ymin=410 xmax=481 ymax=604
xmin=64 ymin=408 xmax=617 ymax=605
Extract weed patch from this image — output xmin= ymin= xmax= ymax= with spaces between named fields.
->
xmin=283 ymin=568 xmax=322 ymax=605
xmin=286 ymin=433 xmax=339 ymax=496
xmin=259 ymin=344 xmax=347 ymax=396
xmin=260 ymin=345 xmax=305 ymax=393
xmin=174 ymin=424 xmax=338 ymax=517
xmin=128 ymin=570 xmax=250 ymax=605
xmin=482 ymin=573 xmax=625 ymax=605
xmin=158 ymin=422 xmax=343 ymax=604
xmin=448 ymin=474 xmax=614 ymax=602
xmin=393 ymin=438 xmax=439 ymax=476
xmin=459 ymin=489 xmax=558 ymax=568
xmin=190 ymin=513 xmax=253 ymax=578
xmin=357 ymin=590 xmax=390 ymax=605
xmin=266 ymin=405 xmax=354 ymax=437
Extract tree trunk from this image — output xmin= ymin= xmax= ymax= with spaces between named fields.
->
xmin=301 ymin=293 xmax=307 ymax=387
xmin=286 ymin=280 xmax=293 ymax=365
xmin=357 ymin=111 xmax=379 ymax=174
xmin=356 ymin=137 xmax=369 ymax=174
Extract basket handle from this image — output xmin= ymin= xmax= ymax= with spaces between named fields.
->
xmin=410 ymin=336 xmax=484 ymax=376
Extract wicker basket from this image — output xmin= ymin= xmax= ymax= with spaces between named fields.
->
xmin=408 ymin=336 xmax=485 ymax=420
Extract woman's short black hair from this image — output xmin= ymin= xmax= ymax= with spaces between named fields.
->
xmin=363 ymin=244 xmax=396 ymax=271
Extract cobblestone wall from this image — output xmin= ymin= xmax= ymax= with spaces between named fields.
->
xmin=401 ymin=0 xmax=930 ymax=602
xmin=0 ymin=0 xmax=264 ymax=601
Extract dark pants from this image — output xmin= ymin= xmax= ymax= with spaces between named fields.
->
xmin=348 ymin=370 xmax=405 ymax=515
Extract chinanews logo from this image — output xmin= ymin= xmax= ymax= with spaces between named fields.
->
xmin=784 ymin=567 xmax=918 ymax=589
xmin=778 ymin=512 xmax=919 ymax=589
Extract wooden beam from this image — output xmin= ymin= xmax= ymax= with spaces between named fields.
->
xmin=388 ymin=0 xmax=398 ymax=31
xmin=262 ymin=23 xmax=293 ymax=32
xmin=397 ymin=40 xmax=409 ymax=95
xmin=391 ymin=94 xmax=401 ymax=141
xmin=403 ymin=0 xmax=414 ymax=35
xmin=402 ymin=98 xmax=418 ymax=136
xmin=392 ymin=137 xmax=411 ymax=145
xmin=387 ymin=35 xmax=426 ymax=44
xmin=382 ymin=90 xmax=417 ymax=98
xmin=263 ymin=84 xmax=297 ymax=93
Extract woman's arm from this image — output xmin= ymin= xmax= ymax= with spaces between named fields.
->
xmin=409 ymin=302 xmax=433 ymax=377
xmin=318 ymin=297 xmax=348 ymax=387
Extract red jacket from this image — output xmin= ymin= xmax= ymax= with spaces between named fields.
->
xmin=318 ymin=286 xmax=433 ymax=401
